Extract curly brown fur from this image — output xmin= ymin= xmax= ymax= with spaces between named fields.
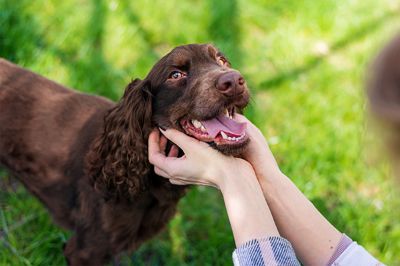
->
xmin=88 ymin=79 xmax=153 ymax=202
xmin=0 ymin=44 xmax=250 ymax=265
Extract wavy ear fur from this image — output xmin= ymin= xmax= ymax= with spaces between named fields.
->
xmin=87 ymin=78 xmax=153 ymax=202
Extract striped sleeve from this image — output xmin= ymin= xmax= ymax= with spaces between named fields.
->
xmin=232 ymin=236 xmax=301 ymax=266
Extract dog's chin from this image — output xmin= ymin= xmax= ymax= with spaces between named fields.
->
xmin=208 ymin=138 xmax=250 ymax=156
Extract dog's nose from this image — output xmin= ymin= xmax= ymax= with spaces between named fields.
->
xmin=216 ymin=72 xmax=245 ymax=97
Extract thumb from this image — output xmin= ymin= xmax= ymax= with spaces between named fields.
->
xmin=234 ymin=113 xmax=251 ymax=124
xmin=234 ymin=114 xmax=258 ymax=132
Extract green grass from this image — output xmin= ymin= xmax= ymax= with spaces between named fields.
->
xmin=1 ymin=0 xmax=400 ymax=265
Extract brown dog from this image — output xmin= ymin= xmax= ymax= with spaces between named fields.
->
xmin=0 ymin=44 xmax=250 ymax=265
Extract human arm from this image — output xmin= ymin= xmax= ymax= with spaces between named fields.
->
xmin=262 ymin=171 xmax=342 ymax=265
xmin=147 ymin=128 xmax=280 ymax=246
xmin=235 ymin=114 xmax=342 ymax=265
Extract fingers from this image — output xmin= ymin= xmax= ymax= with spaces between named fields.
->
xmin=156 ymin=130 xmax=179 ymax=158
xmin=148 ymin=129 xmax=161 ymax=155
xmin=234 ymin=114 xmax=261 ymax=136
xmin=168 ymin=177 xmax=217 ymax=188
xmin=148 ymin=129 xmax=163 ymax=163
xmin=159 ymin=128 xmax=205 ymax=153
xmin=168 ymin=144 xmax=179 ymax=157
xmin=159 ymin=134 xmax=168 ymax=155
xmin=154 ymin=166 xmax=170 ymax=178
xmin=149 ymin=132 xmax=187 ymax=178
xmin=149 ymin=129 xmax=173 ymax=169
xmin=169 ymin=179 xmax=187 ymax=185
xmin=154 ymin=167 xmax=194 ymax=187
xmin=149 ymin=128 xmax=219 ymax=188
xmin=234 ymin=113 xmax=248 ymax=123
xmin=234 ymin=114 xmax=256 ymax=130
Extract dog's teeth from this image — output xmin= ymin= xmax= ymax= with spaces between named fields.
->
xmin=224 ymin=108 xmax=229 ymax=117
xmin=200 ymin=125 xmax=206 ymax=132
xmin=192 ymin=119 xmax=202 ymax=129
xmin=227 ymin=110 xmax=233 ymax=119
xmin=221 ymin=131 xmax=228 ymax=140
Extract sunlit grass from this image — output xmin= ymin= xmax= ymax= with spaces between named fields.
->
xmin=1 ymin=0 xmax=400 ymax=265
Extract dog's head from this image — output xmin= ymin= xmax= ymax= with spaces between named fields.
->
xmin=128 ymin=44 xmax=250 ymax=155
xmin=90 ymin=44 xmax=251 ymax=200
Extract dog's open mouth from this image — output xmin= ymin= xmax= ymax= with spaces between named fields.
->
xmin=180 ymin=108 xmax=248 ymax=147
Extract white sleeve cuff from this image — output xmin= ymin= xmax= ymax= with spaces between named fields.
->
xmin=332 ymin=241 xmax=385 ymax=266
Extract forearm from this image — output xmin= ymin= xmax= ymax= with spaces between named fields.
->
xmin=262 ymin=172 xmax=341 ymax=265
xmin=220 ymin=168 xmax=280 ymax=247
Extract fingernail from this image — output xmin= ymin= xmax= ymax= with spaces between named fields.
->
xmin=159 ymin=126 xmax=166 ymax=132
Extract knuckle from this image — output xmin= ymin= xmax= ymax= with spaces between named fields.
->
xmin=154 ymin=167 xmax=166 ymax=177
xmin=148 ymin=155 xmax=155 ymax=164
xmin=169 ymin=169 xmax=177 ymax=177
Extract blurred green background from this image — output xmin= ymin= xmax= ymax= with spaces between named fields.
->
xmin=1 ymin=0 xmax=400 ymax=265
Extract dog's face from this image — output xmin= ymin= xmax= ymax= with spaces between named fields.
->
xmin=145 ymin=44 xmax=250 ymax=155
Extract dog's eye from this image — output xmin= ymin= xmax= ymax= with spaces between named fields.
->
xmin=169 ymin=71 xmax=186 ymax=80
xmin=217 ymin=56 xmax=228 ymax=66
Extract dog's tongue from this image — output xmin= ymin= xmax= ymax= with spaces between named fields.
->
xmin=201 ymin=114 xmax=246 ymax=138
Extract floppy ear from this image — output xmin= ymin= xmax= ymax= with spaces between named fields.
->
xmin=87 ymin=78 xmax=153 ymax=202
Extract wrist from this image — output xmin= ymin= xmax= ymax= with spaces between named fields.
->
xmin=218 ymin=159 xmax=256 ymax=193
xmin=252 ymin=163 xmax=283 ymax=184
xmin=219 ymin=163 xmax=281 ymax=245
xmin=256 ymin=170 xmax=287 ymax=202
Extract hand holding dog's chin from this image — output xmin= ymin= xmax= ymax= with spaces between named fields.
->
xmin=234 ymin=114 xmax=283 ymax=183
xmin=148 ymin=128 xmax=256 ymax=190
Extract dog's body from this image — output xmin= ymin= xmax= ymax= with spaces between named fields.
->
xmin=0 ymin=59 xmax=186 ymax=265
xmin=0 ymin=44 xmax=249 ymax=265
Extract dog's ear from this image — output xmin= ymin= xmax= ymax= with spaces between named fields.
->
xmin=123 ymin=78 xmax=153 ymax=140
xmin=87 ymin=78 xmax=153 ymax=202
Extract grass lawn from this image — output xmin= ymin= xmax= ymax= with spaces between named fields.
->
xmin=1 ymin=0 xmax=400 ymax=265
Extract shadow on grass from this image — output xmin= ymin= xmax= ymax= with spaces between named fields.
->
xmin=0 ymin=0 xmax=123 ymax=100
xmin=57 ymin=0 xmax=121 ymax=100
xmin=120 ymin=1 xmax=160 ymax=63
xmin=0 ymin=0 xmax=44 ymax=65
xmin=259 ymin=10 xmax=399 ymax=89
xmin=68 ymin=0 xmax=118 ymax=99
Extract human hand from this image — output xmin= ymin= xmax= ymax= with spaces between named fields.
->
xmin=149 ymin=129 xmax=281 ymax=247
xmin=148 ymin=128 xmax=255 ymax=190
xmin=234 ymin=114 xmax=283 ymax=183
